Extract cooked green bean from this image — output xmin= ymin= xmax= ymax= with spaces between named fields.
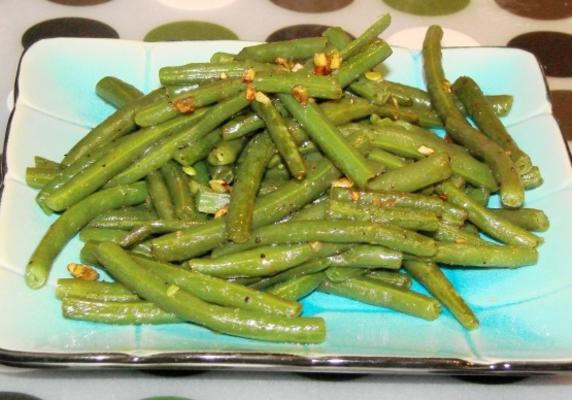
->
xmin=26 ymin=182 xmax=148 ymax=289
xmin=161 ymin=160 xmax=200 ymax=220
xmin=365 ymin=270 xmax=412 ymax=288
xmin=403 ymin=260 xmax=478 ymax=329
xmin=87 ymin=208 xmax=156 ymax=229
xmin=135 ymin=79 xmax=246 ymax=127
xmin=96 ymin=242 xmax=325 ymax=343
xmin=132 ymin=254 xmax=301 ymax=317
xmin=521 ymin=166 xmax=544 ymax=190
xmin=335 ymin=40 xmax=393 ymax=88
xmin=56 ymin=279 xmax=138 ymax=302
xmin=340 ymin=14 xmax=391 ymax=59
xmin=207 ymin=220 xmax=437 ymax=257
xmin=321 ymin=277 xmax=442 ymax=320
xmin=434 ymin=242 xmax=538 ymax=268
xmin=159 ymin=61 xmax=276 ymax=86
xmin=437 ymin=181 xmax=540 ymax=247
xmin=267 ymin=272 xmax=326 ymax=301
xmin=252 ymin=100 xmax=306 ymax=180
xmin=366 ymin=118 xmax=498 ymax=190
xmin=253 ymin=72 xmax=342 ymax=99
xmin=62 ymin=88 xmax=165 ymax=166
xmin=207 ymin=137 xmax=247 ymax=166
xmin=367 ymin=148 xmax=408 ymax=170
xmin=221 ymin=112 xmax=265 ymax=140
xmin=236 ymin=37 xmax=327 ymax=62
xmin=489 ymin=208 xmax=550 ymax=232
xmin=174 ymin=128 xmax=222 ymax=166
xmin=186 ymin=243 xmax=335 ymax=278
xmin=195 ymin=190 xmax=230 ymax=214
xmin=279 ymin=94 xmax=375 ymax=188
xmin=464 ymin=186 xmax=490 ymax=207
xmin=327 ymin=200 xmax=441 ymax=232
xmin=62 ymin=297 xmax=180 ymax=325
xmin=249 ymin=259 xmax=330 ymax=291
xmin=95 ymin=76 xmax=143 ymax=109
xmin=79 ymin=227 xmax=128 ymax=243
xmin=25 ymin=167 xmax=58 ymax=189
xmin=147 ymin=170 xmax=176 ymax=220
xmin=226 ymin=132 xmax=275 ymax=243
xmin=368 ymin=152 xmax=452 ymax=192
xmin=327 ymin=244 xmax=402 ymax=269
xmin=325 ymin=266 xmax=364 ymax=282
xmin=433 ymin=223 xmax=492 ymax=246
xmin=34 ymin=156 xmax=61 ymax=169
xmin=453 ymin=76 xmax=534 ymax=175
xmin=119 ymin=220 xmax=206 ymax=247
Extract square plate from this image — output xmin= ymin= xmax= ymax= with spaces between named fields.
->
xmin=1 ymin=38 xmax=572 ymax=374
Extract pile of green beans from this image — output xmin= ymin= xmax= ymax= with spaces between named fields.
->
xmin=23 ymin=16 xmax=548 ymax=342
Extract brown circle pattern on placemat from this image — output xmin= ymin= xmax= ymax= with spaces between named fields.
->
xmin=0 ymin=393 xmax=43 ymax=400
xmin=551 ymin=90 xmax=572 ymax=141
xmin=495 ymin=0 xmax=572 ymax=20
xmin=21 ymin=17 xmax=119 ymax=49
xmin=47 ymin=0 xmax=112 ymax=5
xmin=144 ymin=21 xmax=238 ymax=42
xmin=507 ymin=31 xmax=572 ymax=77
xmin=270 ymin=0 xmax=353 ymax=13
xmin=382 ymin=0 xmax=470 ymax=16
xmin=266 ymin=24 xmax=354 ymax=42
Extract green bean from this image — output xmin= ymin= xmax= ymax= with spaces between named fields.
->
xmin=161 ymin=160 xmax=201 ymax=220
xmin=26 ymin=182 xmax=148 ymax=289
xmin=287 ymin=200 xmax=329 ymax=222
xmin=252 ymin=101 xmax=306 ymax=180
xmin=208 ymin=220 xmax=436 ymax=257
xmin=195 ymin=190 xmax=230 ymax=214
xmin=186 ymin=243 xmax=332 ymax=278
xmin=95 ymin=76 xmax=143 ymax=109
xmin=327 ymin=200 xmax=441 ymax=232
xmin=489 ymin=208 xmax=550 ymax=232
xmin=367 ymin=148 xmax=408 ymax=170
xmin=81 ymin=239 xmax=152 ymax=265
xmin=226 ymin=133 xmax=275 ymax=243
xmin=79 ymin=227 xmax=128 ymax=243
xmin=174 ymin=128 xmax=222 ymax=166
xmin=132 ymin=255 xmax=301 ymax=318
xmin=373 ymin=103 xmax=444 ymax=128
xmin=87 ymin=208 xmax=156 ymax=229
xmin=248 ymin=259 xmax=330 ymax=290
xmin=437 ymin=181 xmax=539 ymax=247
xmin=147 ymin=170 xmax=175 ymax=219
xmin=340 ymin=14 xmax=391 ymax=59
xmin=327 ymin=244 xmax=402 ymax=269
xmin=191 ymin=160 xmax=211 ymax=185
xmin=434 ymin=242 xmax=538 ymax=268
xmin=62 ymin=88 xmax=165 ymax=166
xmin=159 ymin=61 xmax=276 ymax=86
xmin=433 ymin=223 xmax=492 ymax=246
xmin=56 ymin=278 xmax=139 ymax=302
xmin=236 ymin=37 xmax=328 ymax=63
xmin=464 ymin=186 xmax=490 ymax=207
xmin=135 ymin=79 xmax=246 ymax=127
xmin=446 ymin=116 xmax=524 ymax=208
xmin=45 ymin=113 xmax=206 ymax=212
xmin=422 ymin=25 xmax=465 ymax=123
xmin=207 ymin=137 xmax=247 ymax=166
xmin=366 ymin=118 xmax=498 ymax=190
xmin=34 ymin=156 xmax=61 ymax=169
xmin=221 ymin=112 xmax=265 ymax=140
xmin=279 ymin=94 xmax=375 ymax=188
xmin=325 ymin=266 xmax=365 ymax=282
xmin=335 ymin=40 xmax=393 ymax=88
xmin=318 ymin=97 xmax=376 ymax=125
xmin=119 ymin=220 xmax=206 ymax=247
xmin=267 ymin=272 xmax=326 ymax=301
xmin=254 ymin=72 xmax=342 ymax=99
xmin=37 ymin=136 xmax=131 ymax=214
xmin=349 ymin=77 xmax=403 ymax=106
xmin=210 ymin=52 xmax=236 ymax=63
xmin=404 ymin=260 xmax=478 ymax=330
xmin=453 ymin=76 xmax=534 ymax=175
xmin=107 ymin=94 xmax=249 ymax=187
xmin=365 ymin=270 xmax=412 ymax=288
xmin=62 ymin=297 xmax=180 ymax=325
xmin=150 ymin=157 xmax=341 ymax=261
xmin=368 ymin=152 xmax=452 ymax=192
xmin=25 ymin=167 xmax=58 ymax=189
xmin=521 ymin=165 xmax=544 ymax=190
xmin=321 ymin=277 xmax=442 ymax=320
xmin=96 ymin=242 xmax=325 ymax=343
xmin=322 ymin=26 xmax=353 ymax=50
